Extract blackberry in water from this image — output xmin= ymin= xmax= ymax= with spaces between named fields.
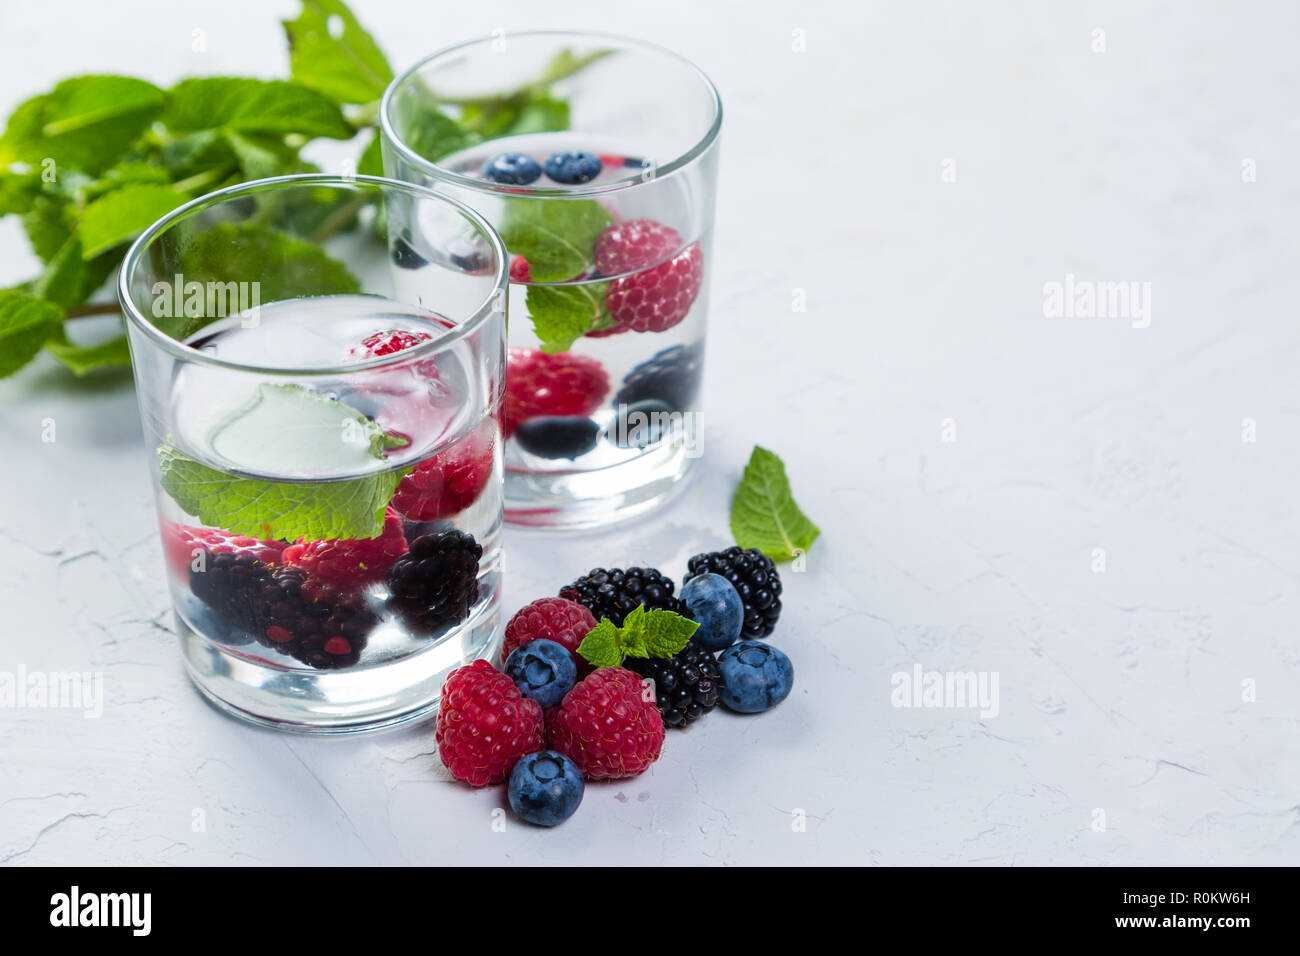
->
xmin=625 ymin=639 xmax=723 ymax=729
xmin=386 ymin=530 xmax=483 ymax=630
xmin=685 ymin=547 xmax=782 ymax=639
xmin=559 ymin=567 xmax=689 ymax=626
xmin=613 ymin=344 xmax=702 ymax=414
xmin=188 ymin=551 xmax=267 ymax=645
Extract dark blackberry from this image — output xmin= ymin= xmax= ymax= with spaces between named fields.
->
xmin=613 ymin=344 xmax=702 ymax=414
xmin=189 ymin=552 xmax=377 ymax=667
xmin=385 ymin=530 xmax=483 ymax=630
xmin=685 ymin=547 xmax=782 ymax=639
xmin=625 ymin=639 xmax=723 ymax=729
xmin=559 ymin=567 xmax=689 ymax=626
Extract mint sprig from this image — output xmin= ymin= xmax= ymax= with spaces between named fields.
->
xmin=730 ymin=446 xmax=821 ymax=562
xmin=500 ymin=199 xmax=612 ymax=283
xmin=525 ymin=283 xmax=616 ymax=353
xmin=577 ymin=604 xmax=700 ymax=669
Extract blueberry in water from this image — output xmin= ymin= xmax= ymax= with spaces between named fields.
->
xmin=614 ymin=344 xmax=702 ymax=414
xmin=448 ymin=236 xmax=491 ymax=273
xmin=515 ymin=415 xmax=600 ymax=459
xmin=717 ymin=641 xmax=794 ymax=713
xmin=679 ymin=573 xmax=744 ymax=651
xmin=391 ymin=233 xmax=428 ymax=270
xmin=504 ymin=639 xmax=577 ymax=709
xmin=544 ymin=151 xmax=602 ymax=185
xmin=508 ymin=750 xmax=585 ymax=826
xmin=605 ymin=399 xmax=672 ymax=449
xmin=482 ymin=152 xmax=542 ymax=185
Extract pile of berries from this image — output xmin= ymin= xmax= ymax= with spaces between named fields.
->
xmin=434 ymin=546 xmax=795 ymax=827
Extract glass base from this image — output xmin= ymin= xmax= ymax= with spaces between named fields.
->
xmin=178 ymin=597 xmax=501 ymax=734
xmin=504 ymin=441 xmax=698 ymax=530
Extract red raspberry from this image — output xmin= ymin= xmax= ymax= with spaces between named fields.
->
xmin=348 ymin=329 xmax=434 ymax=359
xmin=162 ymin=523 xmax=285 ymax=579
xmin=281 ymin=507 xmax=408 ymax=589
xmin=501 ymin=597 xmax=599 ymax=673
xmin=390 ymin=422 xmax=495 ymax=520
xmin=504 ymin=348 xmax=609 ymax=437
xmin=436 ymin=659 xmax=545 ymax=786
xmin=594 ymin=219 xmax=683 ymax=276
xmin=510 ymin=255 xmax=531 ymax=283
xmin=547 ymin=667 xmax=665 ymax=780
xmin=605 ymin=242 xmax=704 ymax=333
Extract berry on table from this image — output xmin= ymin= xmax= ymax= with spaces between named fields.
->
xmin=614 ymin=343 xmax=702 ymax=414
xmin=504 ymin=639 xmax=578 ymax=709
xmin=546 ymin=666 xmax=665 ymax=780
xmin=604 ymin=242 xmax=703 ymax=333
xmin=593 ymin=219 xmax=683 ymax=276
xmin=685 ymin=547 xmax=782 ymax=639
xmin=625 ymin=638 xmax=723 ymax=729
xmin=678 ymin=572 xmax=744 ymax=651
xmin=504 ymin=348 xmax=608 ymax=437
xmin=717 ymin=641 xmax=794 ymax=713
xmin=389 ymin=423 xmax=494 ymax=520
xmin=483 ymin=152 xmax=542 ymax=185
xmin=501 ymin=597 xmax=598 ymax=672
xmin=508 ymin=750 xmax=584 ymax=826
xmin=559 ymin=566 xmax=690 ymax=627
xmin=436 ymin=659 xmax=545 ymax=786
xmin=544 ymin=150 xmax=602 ymax=184
xmin=281 ymin=507 xmax=408 ymax=589
xmin=385 ymin=529 xmax=483 ymax=628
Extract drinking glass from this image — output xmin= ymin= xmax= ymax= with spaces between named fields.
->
xmin=119 ymin=174 xmax=508 ymax=732
xmin=380 ymin=31 xmax=721 ymax=529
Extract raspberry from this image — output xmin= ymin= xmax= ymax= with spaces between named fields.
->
xmin=390 ymin=423 xmax=494 ymax=520
xmin=436 ymin=659 xmax=545 ymax=786
xmin=280 ymin=507 xmax=407 ymax=589
xmin=501 ymin=597 xmax=598 ymax=673
xmin=510 ymin=255 xmax=531 ymax=283
xmin=348 ymin=329 xmax=433 ymax=360
xmin=504 ymin=348 xmax=608 ymax=438
xmin=162 ymin=523 xmax=286 ymax=580
xmin=604 ymin=242 xmax=703 ymax=333
xmin=546 ymin=667 xmax=665 ymax=780
xmin=594 ymin=219 xmax=683 ymax=276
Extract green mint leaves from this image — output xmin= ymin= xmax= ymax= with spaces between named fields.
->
xmin=0 ymin=292 xmax=63 ymax=377
xmin=577 ymin=605 xmax=700 ymax=669
xmin=78 ymin=184 xmax=186 ymax=258
xmin=282 ymin=0 xmax=395 ymax=105
xmin=730 ymin=446 xmax=821 ymax=562
xmin=525 ymin=283 xmax=616 ymax=353
xmin=163 ymin=78 xmax=353 ymax=140
xmin=501 ymin=199 xmax=612 ymax=283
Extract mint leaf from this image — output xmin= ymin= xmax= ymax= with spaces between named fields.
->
xmin=730 ymin=446 xmax=821 ymax=562
xmin=500 ymin=199 xmax=612 ymax=282
xmin=164 ymin=78 xmax=353 ymax=140
xmin=402 ymin=108 xmax=483 ymax=163
xmin=79 ymin=183 xmax=185 ymax=258
xmin=283 ymin=0 xmax=394 ymax=105
xmin=223 ymin=130 xmax=295 ymax=180
xmin=22 ymin=197 xmax=74 ymax=262
xmin=0 ymin=291 xmax=62 ymax=377
xmin=576 ymin=619 xmax=623 ymax=669
xmin=46 ymin=333 xmax=131 ymax=376
xmin=525 ymin=283 xmax=614 ymax=354
xmin=356 ymin=129 xmax=383 ymax=177
xmin=157 ymin=438 xmax=406 ymax=542
xmin=0 ymin=76 xmax=164 ymax=174
xmin=642 ymin=609 xmax=699 ymax=658
xmin=536 ymin=49 xmax=615 ymax=85
xmin=619 ymin=604 xmax=651 ymax=658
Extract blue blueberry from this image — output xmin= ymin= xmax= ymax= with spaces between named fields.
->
xmin=504 ymin=638 xmax=577 ymax=709
xmin=482 ymin=152 xmax=542 ymax=185
xmin=544 ymin=151 xmax=602 ymax=184
xmin=515 ymin=415 xmax=600 ymax=459
xmin=717 ymin=641 xmax=794 ymax=713
xmin=508 ymin=750 xmax=585 ymax=826
xmin=680 ymin=573 xmax=744 ymax=651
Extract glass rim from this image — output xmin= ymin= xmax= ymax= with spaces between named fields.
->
xmin=116 ymin=173 xmax=509 ymax=377
xmin=379 ymin=29 xmax=723 ymax=199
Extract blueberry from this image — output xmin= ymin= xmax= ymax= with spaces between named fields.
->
xmin=508 ymin=750 xmax=585 ymax=826
xmin=679 ymin=573 xmax=743 ymax=651
xmin=515 ymin=415 xmax=600 ymax=459
xmin=482 ymin=152 xmax=542 ymax=186
xmin=391 ymin=233 xmax=427 ymax=270
xmin=544 ymin=151 xmax=602 ymax=185
xmin=717 ymin=641 xmax=794 ymax=713
xmin=504 ymin=639 xmax=577 ymax=709
xmin=604 ymin=399 xmax=673 ymax=449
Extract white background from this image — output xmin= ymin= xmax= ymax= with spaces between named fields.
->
xmin=2 ymin=0 xmax=1299 ymax=865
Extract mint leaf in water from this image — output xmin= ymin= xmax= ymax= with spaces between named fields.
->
xmin=577 ymin=605 xmax=698 ymax=668
xmin=79 ymin=183 xmax=185 ymax=258
xmin=283 ymin=0 xmax=395 ymax=105
xmin=730 ymin=446 xmax=821 ymax=562
xmin=164 ymin=77 xmax=354 ymax=140
xmin=0 ymin=291 xmax=62 ymax=377
xmin=525 ymin=283 xmax=615 ymax=353
xmin=500 ymin=199 xmax=612 ymax=282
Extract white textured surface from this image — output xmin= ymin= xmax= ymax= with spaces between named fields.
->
xmin=3 ymin=0 xmax=1299 ymax=865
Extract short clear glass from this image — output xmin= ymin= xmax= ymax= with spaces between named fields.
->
xmin=381 ymin=31 xmax=721 ymax=529
xmin=119 ymin=174 xmax=508 ymax=732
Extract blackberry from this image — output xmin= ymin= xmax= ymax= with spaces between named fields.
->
xmin=189 ymin=552 xmax=377 ymax=668
xmin=386 ymin=530 xmax=483 ymax=630
xmin=613 ymin=344 xmax=702 ymax=414
xmin=625 ymin=639 xmax=723 ymax=729
xmin=559 ymin=567 xmax=689 ymax=626
xmin=685 ymin=547 xmax=782 ymax=639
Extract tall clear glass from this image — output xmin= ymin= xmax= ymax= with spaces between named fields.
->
xmin=119 ymin=175 xmax=508 ymax=732
xmin=381 ymin=32 xmax=721 ymax=529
